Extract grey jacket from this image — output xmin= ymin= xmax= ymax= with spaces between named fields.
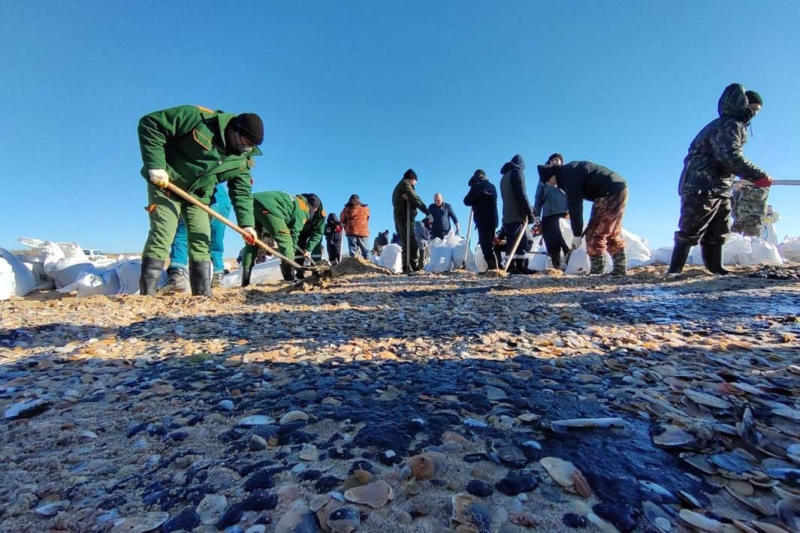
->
xmin=533 ymin=181 xmax=568 ymax=219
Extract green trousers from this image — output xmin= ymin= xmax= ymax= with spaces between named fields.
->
xmin=142 ymin=183 xmax=211 ymax=261
xmin=394 ymin=215 xmax=420 ymax=271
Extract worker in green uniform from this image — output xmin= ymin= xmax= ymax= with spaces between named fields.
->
xmin=138 ymin=105 xmax=263 ymax=296
xmin=295 ymin=195 xmax=326 ymax=279
xmin=391 ymin=169 xmax=431 ymax=273
xmin=240 ymin=191 xmax=321 ymax=285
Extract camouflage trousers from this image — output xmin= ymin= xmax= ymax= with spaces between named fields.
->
xmin=731 ymin=186 xmax=768 ymax=237
xmin=674 ymin=192 xmax=731 ymax=246
xmin=585 ymin=188 xmax=628 ymax=256
xmin=730 ymin=216 xmax=764 ymax=237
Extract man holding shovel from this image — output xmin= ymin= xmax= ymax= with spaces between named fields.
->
xmin=499 ymin=154 xmax=535 ymax=274
xmin=463 ymin=169 xmax=498 ymax=271
xmin=392 ymin=169 xmax=430 ymax=274
xmin=138 ymin=105 xmax=263 ymax=296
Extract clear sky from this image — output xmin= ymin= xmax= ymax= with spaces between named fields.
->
xmin=2 ymin=1 xmax=798 ymax=257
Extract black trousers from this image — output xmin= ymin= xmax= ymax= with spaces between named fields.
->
xmin=476 ymin=224 xmax=496 ymax=268
xmin=541 ymin=214 xmax=569 ymax=267
xmin=675 ymin=193 xmax=731 ymax=247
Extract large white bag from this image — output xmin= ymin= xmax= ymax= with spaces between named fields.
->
xmin=473 ymin=246 xmax=488 ymax=273
xmin=222 ymin=258 xmax=285 ymax=287
xmin=750 ymin=238 xmax=783 ymax=266
xmin=451 ymin=237 xmax=474 ymax=270
xmin=18 ymin=237 xmax=92 ymax=289
xmin=379 ymin=244 xmax=403 ymax=274
xmin=652 ymin=247 xmax=673 ymax=265
xmin=622 ymin=229 xmax=653 ymax=267
xmin=778 ymin=238 xmax=800 ymax=262
xmin=57 ymin=258 xmax=144 ymax=297
xmin=527 ymin=244 xmax=552 ymax=271
xmin=426 ymin=238 xmax=454 ymax=273
xmin=0 ymin=248 xmax=37 ymax=299
xmin=723 ymin=234 xmax=754 ymax=266
xmin=565 ymin=243 xmax=613 ymax=275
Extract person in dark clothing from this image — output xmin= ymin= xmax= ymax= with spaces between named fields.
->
xmin=391 ymin=169 xmax=431 ymax=273
xmin=533 ymin=153 xmax=570 ymax=269
xmin=428 ymin=193 xmax=460 ymax=240
xmin=493 ymin=228 xmax=507 ymax=268
xmin=537 ymin=161 xmax=629 ymax=275
xmin=499 ymin=154 xmax=535 ymax=274
xmin=464 ymin=169 xmax=499 ymax=271
xmin=294 ymin=193 xmax=325 ymax=280
xmin=324 ymin=213 xmax=343 ymax=265
xmin=668 ymin=84 xmax=773 ymax=275
xmin=372 ymin=230 xmax=390 ymax=256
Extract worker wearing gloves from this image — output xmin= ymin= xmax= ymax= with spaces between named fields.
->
xmin=138 ymin=105 xmax=263 ymax=296
xmin=240 ymin=192 xmax=320 ymax=285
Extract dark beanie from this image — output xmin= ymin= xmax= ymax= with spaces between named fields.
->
xmin=235 ymin=113 xmax=264 ymax=145
xmin=403 ymin=169 xmax=418 ymax=180
xmin=301 ymin=193 xmax=321 ymax=210
xmin=349 ymin=194 xmax=361 ymax=204
xmin=537 ymin=164 xmax=558 ymax=183
xmin=546 ymin=153 xmax=564 ymax=164
xmin=468 ymin=169 xmax=487 ymax=187
xmin=745 ymin=90 xmax=763 ymax=106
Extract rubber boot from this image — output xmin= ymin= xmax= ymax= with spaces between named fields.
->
xmin=701 ymin=244 xmax=730 ymax=275
xmin=241 ymin=267 xmax=252 ymax=287
xmin=485 ymin=254 xmax=498 ymax=271
xmin=611 ymin=250 xmax=627 ymax=276
xmin=162 ymin=267 xmax=190 ymax=294
xmin=280 ymin=263 xmax=295 ymax=281
xmin=139 ymin=258 xmax=165 ymax=296
xmin=515 ymin=258 xmax=530 ymax=274
xmin=188 ymin=261 xmax=212 ymax=296
xmin=589 ymin=254 xmax=605 ymax=275
xmin=667 ymin=243 xmax=692 ymax=274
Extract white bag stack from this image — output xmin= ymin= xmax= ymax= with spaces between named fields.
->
xmin=379 ymin=244 xmax=403 ymax=274
xmin=778 ymin=238 xmax=800 ymax=262
xmin=0 ymin=248 xmax=37 ymax=300
xmin=622 ymin=229 xmax=653 ymax=267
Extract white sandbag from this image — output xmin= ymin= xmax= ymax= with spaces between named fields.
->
xmin=778 ymin=237 xmax=800 ymax=262
xmin=379 ymin=244 xmax=403 ymax=274
xmin=22 ymin=260 xmax=55 ymax=290
xmin=18 ymin=237 xmax=92 ymax=289
xmin=652 ymin=247 xmax=673 ymax=265
xmin=750 ymin=238 xmax=783 ymax=266
xmin=688 ymin=245 xmax=703 ymax=265
xmin=622 ymin=229 xmax=653 ymax=267
xmin=723 ymin=234 xmax=754 ymax=266
xmin=559 ymin=218 xmax=574 ymax=248
xmin=473 ymin=246 xmax=488 ymax=273
xmin=222 ymin=258 xmax=284 ymax=288
xmin=0 ymin=248 xmax=36 ymax=298
xmin=565 ymin=243 xmax=613 ymax=275
xmin=426 ymin=238 xmax=454 ymax=273
xmin=527 ymin=244 xmax=552 ymax=271
xmin=59 ymin=266 xmax=121 ymax=297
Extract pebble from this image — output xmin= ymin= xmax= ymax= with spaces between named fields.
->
xmin=218 ymin=399 xmax=235 ymax=411
xmin=162 ymin=508 xmax=201 ymax=532
xmin=4 ymin=396 xmax=52 ymax=419
xmin=196 ymin=494 xmax=228 ymax=525
xmin=110 ymin=512 xmax=169 ymax=532
xmin=327 ymin=506 xmax=361 ymax=533
xmin=466 ymin=479 xmax=494 ymax=498
xmin=238 ymin=415 xmax=276 ymax=426
xmin=35 ymin=500 xmax=70 ymax=517
xmin=280 ymin=410 xmax=310 ymax=425
xmin=495 ymin=472 xmax=539 ymax=495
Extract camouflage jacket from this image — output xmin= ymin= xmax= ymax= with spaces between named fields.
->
xmin=732 ymin=185 xmax=769 ymax=220
xmin=678 ymin=84 xmax=768 ymax=198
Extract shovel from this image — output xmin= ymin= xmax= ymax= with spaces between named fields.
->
xmin=502 ymin=217 xmax=528 ymax=273
xmin=164 ymin=183 xmax=330 ymax=278
xmin=459 ymin=209 xmax=473 ymax=270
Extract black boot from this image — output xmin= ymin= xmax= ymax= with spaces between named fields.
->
xmin=667 ymin=243 xmax=692 ymax=274
xmin=139 ymin=258 xmax=165 ymax=296
xmin=189 ymin=261 xmax=212 ymax=296
xmin=280 ymin=262 xmax=295 ymax=281
xmin=485 ymin=254 xmax=498 ymax=271
xmin=701 ymin=244 xmax=730 ymax=275
xmin=241 ymin=266 xmax=252 ymax=287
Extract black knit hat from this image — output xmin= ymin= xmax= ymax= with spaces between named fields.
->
xmin=468 ymin=169 xmax=487 ymax=187
xmin=546 ymin=153 xmax=564 ymax=165
xmin=235 ymin=113 xmax=264 ymax=145
xmin=403 ymin=169 xmax=418 ymax=180
xmin=301 ymin=193 xmax=321 ymax=210
xmin=745 ymin=90 xmax=763 ymax=106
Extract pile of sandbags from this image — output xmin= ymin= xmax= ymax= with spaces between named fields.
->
xmin=0 ymin=248 xmax=37 ymax=300
xmin=652 ymin=234 xmax=784 ymax=267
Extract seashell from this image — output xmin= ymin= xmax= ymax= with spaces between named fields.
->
xmin=684 ymin=389 xmax=731 ymax=409
xmin=587 ymin=512 xmax=621 ymax=533
xmin=725 ymin=486 xmax=777 ymax=516
xmin=751 ymin=521 xmax=791 ymax=533
xmin=540 ymin=457 xmax=576 ymax=488
xmin=727 ymin=480 xmax=754 ymax=496
xmin=776 ymin=498 xmax=800 ymax=531
xmin=678 ymin=509 xmax=725 ymax=532
xmin=773 ymin=408 xmax=800 ymax=422
xmin=550 ymin=417 xmax=625 ymax=429
xmin=653 ymin=425 xmax=696 ymax=448
xmin=682 ymin=454 xmax=719 ymax=475
xmin=573 ymin=468 xmax=592 ymax=498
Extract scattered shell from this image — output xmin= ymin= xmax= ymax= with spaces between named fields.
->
xmin=111 ymin=512 xmax=169 ymax=533
xmin=540 ymin=457 xmax=576 ymax=488
xmin=344 ymin=480 xmax=394 ymax=508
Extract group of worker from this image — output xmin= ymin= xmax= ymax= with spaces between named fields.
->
xmin=136 ymin=83 xmax=773 ymax=295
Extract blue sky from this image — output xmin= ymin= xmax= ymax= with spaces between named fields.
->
xmin=2 ymin=1 xmax=798 ymax=257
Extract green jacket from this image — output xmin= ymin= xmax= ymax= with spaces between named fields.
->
xmin=392 ymin=178 xmax=429 ymax=221
xmin=138 ymin=105 xmax=259 ymax=227
xmin=242 ymin=191 xmax=311 ymax=269
xmin=297 ymin=197 xmax=326 ymax=254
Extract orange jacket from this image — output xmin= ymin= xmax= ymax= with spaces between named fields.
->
xmin=340 ymin=203 xmax=370 ymax=237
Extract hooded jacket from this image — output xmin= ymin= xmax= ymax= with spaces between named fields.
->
xmin=297 ymin=194 xmax=325 ymax=254
xmin=463 ymin=177 xmax=498 ymax=229
xmin=678 ymin=84 xmax=768 ymax=198
xmin=538 ymin=161 xmax=627 ymax=237
xmin=499 ymin=154 xmax=534 ymax=225
xmin=340 ymin=199 xmax=370 ymax=237
xmin=325 ymin=213 xmax=343 ymax=246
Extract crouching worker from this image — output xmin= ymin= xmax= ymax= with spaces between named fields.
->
xmin=138 ymin=105 xmax=263 ymax=296
xmin=240 ymin=192 xmax=320 ymax=285
xmin=537 ymin=161 xmax=628 ymax=275
xmin=295 ymin=194 xmax=325 ymax=279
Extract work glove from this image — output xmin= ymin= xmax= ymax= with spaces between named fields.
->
xmin=752 ymin=175 xmax=773 ymax=188
xmin=241 ymin=266 xmax=252 ymax=287
xmin=302 ymin=250 xmax=311 ymax=259
xmin=571 ymin=236 xmax=583 ymax=250
xmin=148 ymin=169 xmax=170 ymax=188
xmin=241 ymin=226 xmax=257 ymax=244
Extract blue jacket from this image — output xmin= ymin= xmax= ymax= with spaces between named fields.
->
xmin=428 ymin=202 xmax=459 ymax=234
xmin=463 ymin=178 xmax=498 ymax=229
xmin=533 ymin=181 xmax=568 ymax=219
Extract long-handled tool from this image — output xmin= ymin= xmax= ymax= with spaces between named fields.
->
xmin=734 ymin=179 xmax=800 ymax=188
xmin=459 ymin=209 xmax=473 ymax=270
xmin=165 ymin=183 xmax=323 ymax=274
xmin=405 ymin=201 xmax=412 ymax=273
xmin=502 ymin=217 xmax=529 ymax=273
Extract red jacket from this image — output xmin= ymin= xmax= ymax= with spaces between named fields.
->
xmin=340 ymin=203 xmax=370 ymax=237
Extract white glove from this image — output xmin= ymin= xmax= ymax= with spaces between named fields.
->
xmin=571 ymin=236 xmax=583 ymax=250
xmin=147 ymin=169 xmax=170 ymax=188
xmin=241 ymin=226 xmax=257 ymax=244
